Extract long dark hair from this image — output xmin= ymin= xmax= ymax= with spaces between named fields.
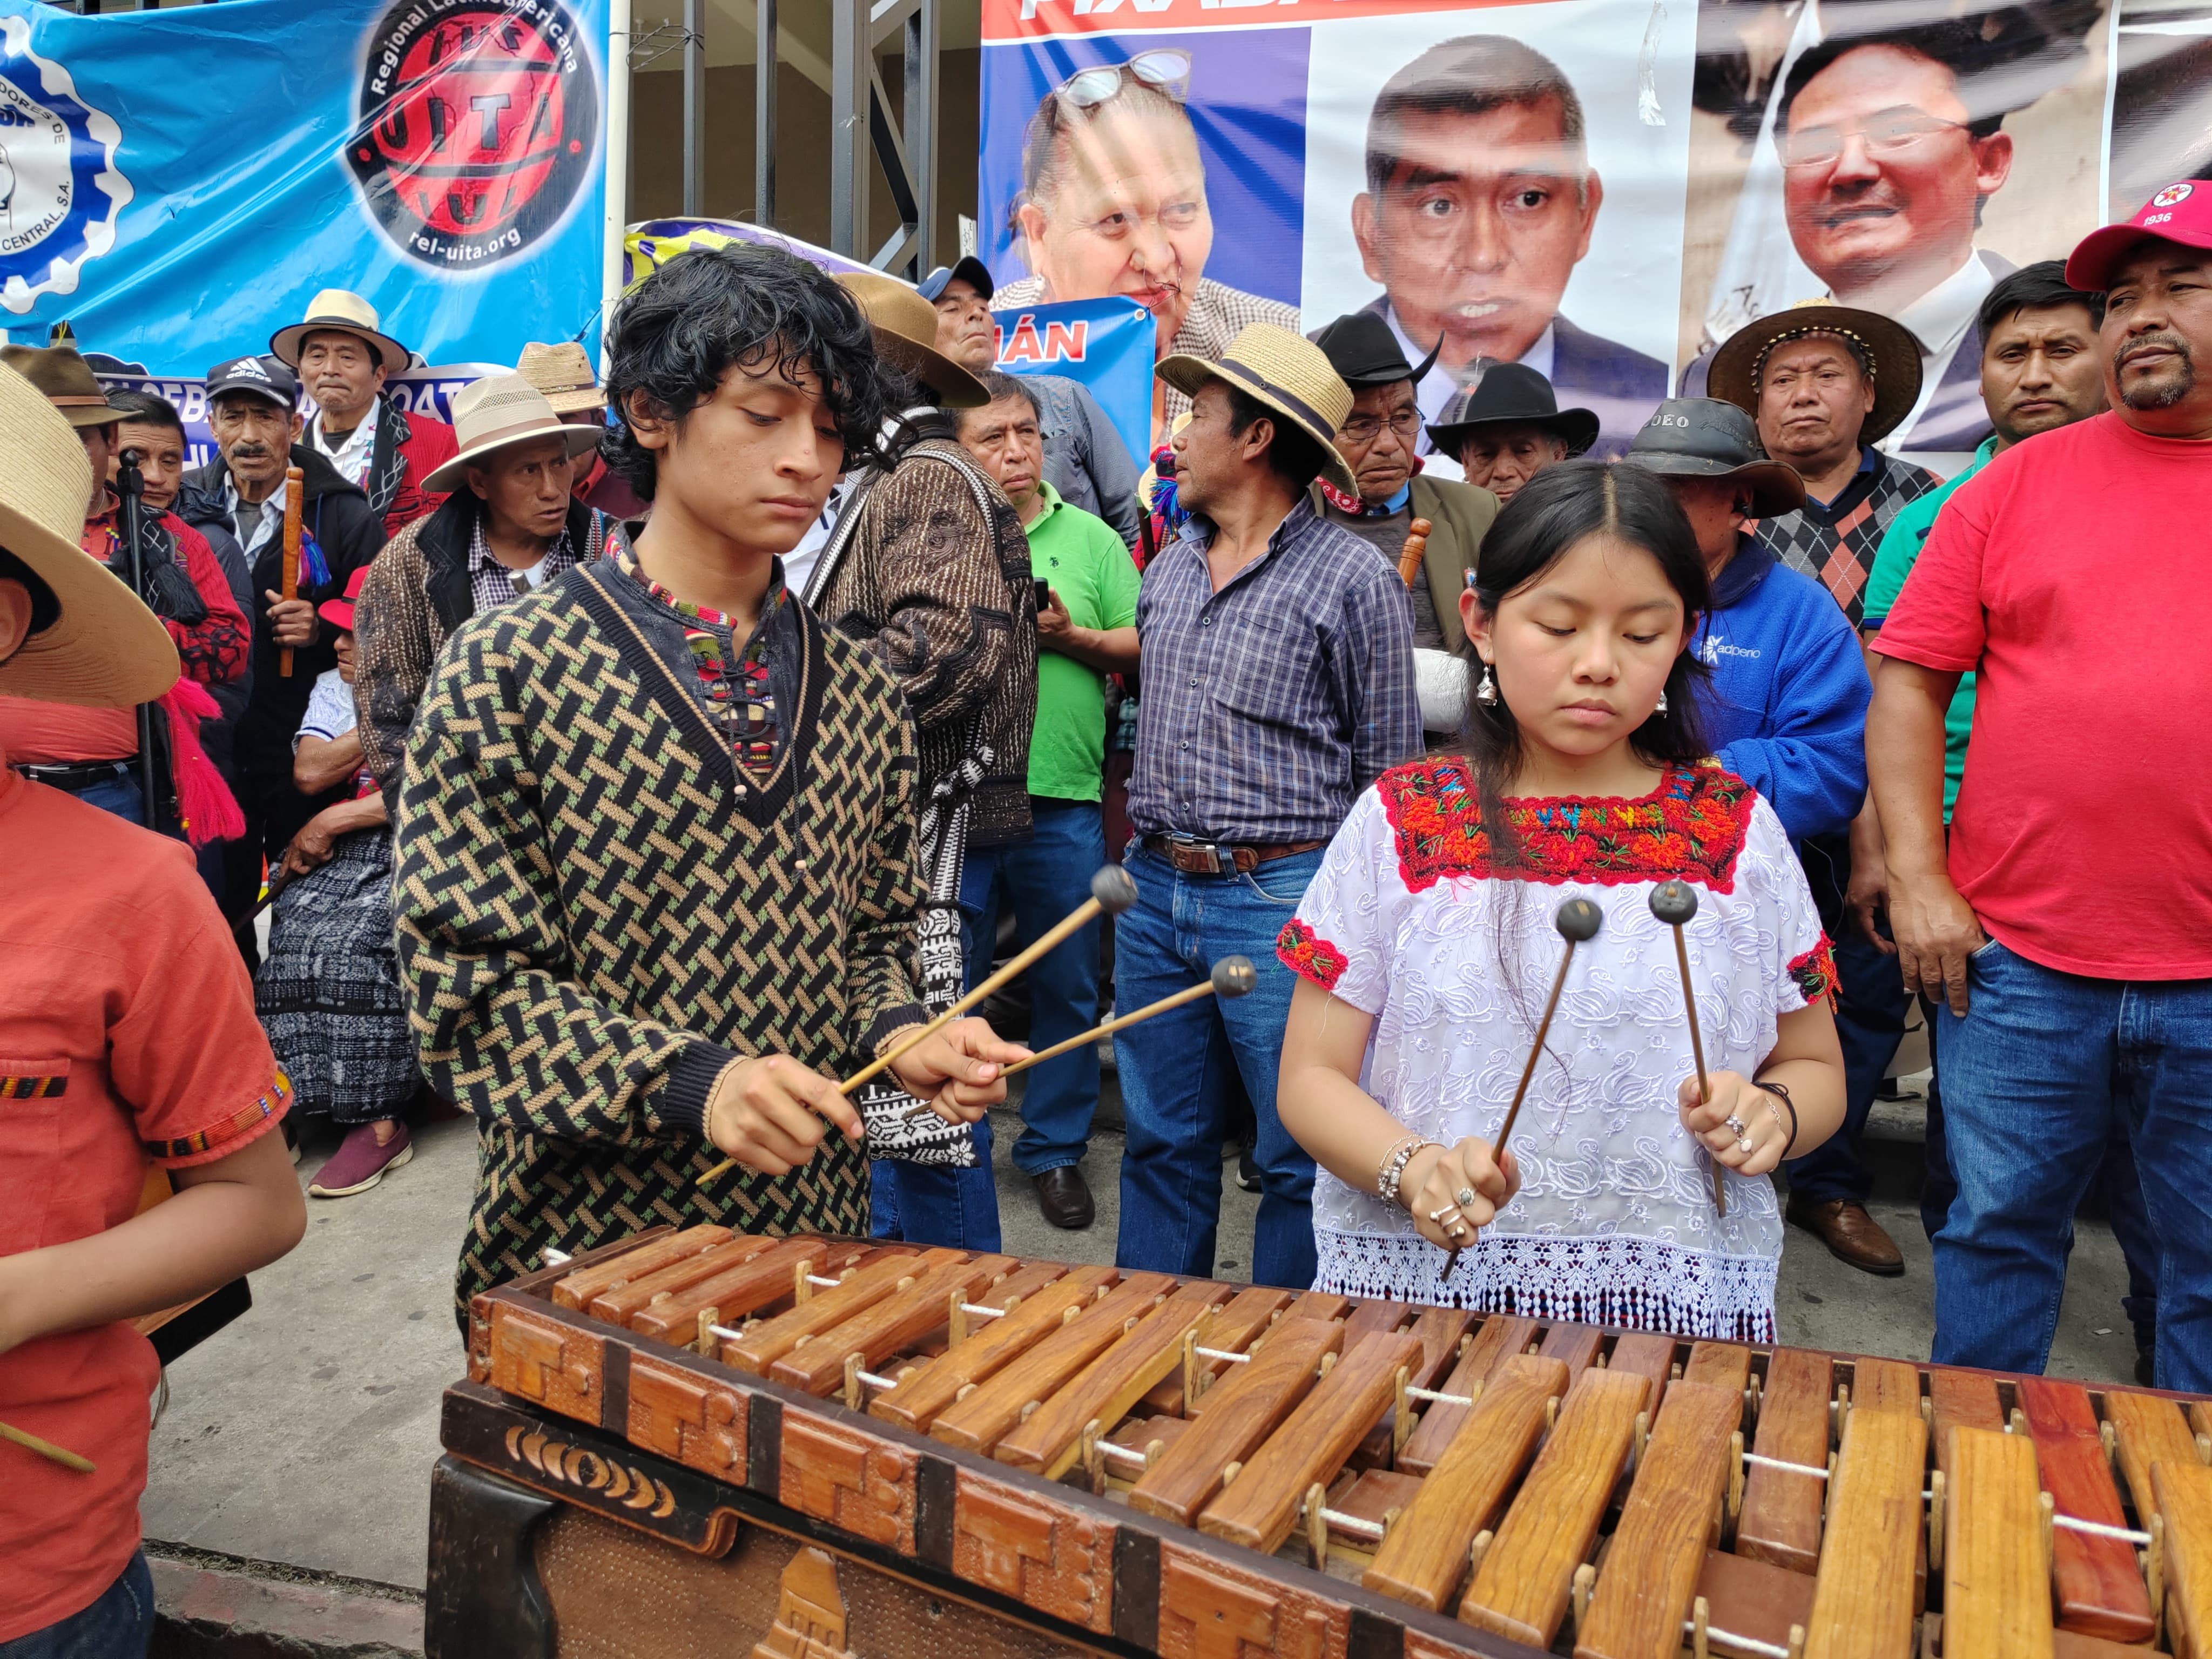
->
xmin=1463 ymin=460 xmax=1712 ymax=865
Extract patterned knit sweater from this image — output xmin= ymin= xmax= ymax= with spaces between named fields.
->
xmin=392 ymin=562 xmax=925 ymax=1323
xmin=811 ymin=423 xmax=1038 ymax=847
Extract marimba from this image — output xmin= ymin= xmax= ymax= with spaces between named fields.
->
xmin=428 ymin=1229 xmax=2212 ymax=1659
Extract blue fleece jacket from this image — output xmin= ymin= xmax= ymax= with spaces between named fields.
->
xmin=1693 ymin=535 xmax=1871 ymax=842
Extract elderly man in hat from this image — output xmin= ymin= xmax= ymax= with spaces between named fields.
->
xmin=517 ymin=340 xmax=647 ymax=523
xmin=1425 ymin=362 xmax=1597 ymax=504
xmin=1869 ymin=185 xmax=2212 ymax=1389
xmin=1705 ymin=304 xmax=1939 ymax=1276
xmin=1120 ymin=322 xmax=1420 ymax=1287
xmin=0 ymin=360 xmax=303 ymax=1656
xmin=810 ymin=271 xmax=1040 ymax=1253
xmin=177 ymin=355 xmax=387 ymax=957
xmin=924 ymin=256 xmax=1144 ymax=547
xmin=0 ymin=345 xmax=248 ymax=833
xmin=271 ymin=289 xmax=459 ymax=538
xmin=1310 ymin=312 xmax=1498 ymax=738
xmin=352 ymin=374 xmax=629 ymax=816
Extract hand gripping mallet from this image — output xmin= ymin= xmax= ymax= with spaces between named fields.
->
xmin=1441 ymin=896 xmax=1603 ymax=1282
xmin=993 ymin=956 xmax=1257 ymax=1081
xmin=698 ymin=867 xmax=1141 ymax=1179
xmin=1650 ymin=879 xmax=1728 ymax=1218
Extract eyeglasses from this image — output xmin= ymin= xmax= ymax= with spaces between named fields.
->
xmin=1780 ymin=107 xmax=1973 ymax=170
xmin=1054 ymin=50 xmax=1192 ymax=112
xmin=1338 ymin=409 xmax=1425 ymax=444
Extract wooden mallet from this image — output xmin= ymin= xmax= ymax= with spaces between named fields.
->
xmin=277 ymin=463 xmax=304 ymax=678
xmin=1650 ymin=879 xmax=1728 ymax=1218
xmin=698 ymin=867 xmax=1141 ymax=1179
xmin=1441 ymin=896 xmax=1602 ymax=1283
xmin=993 ymin=955 xmax=1257 ymax=1081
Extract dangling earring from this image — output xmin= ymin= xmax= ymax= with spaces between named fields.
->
xmin=1476 ymin=665 xmax=1499 ymax=706
xmin=1655 ymin=687 xmax=1670 ymax=716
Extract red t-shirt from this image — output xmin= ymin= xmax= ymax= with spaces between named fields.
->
xmin=0 ymin=759 xmax=290 ymax=1640
xmin=1873 ymin=412 xmax=2212 ymax=979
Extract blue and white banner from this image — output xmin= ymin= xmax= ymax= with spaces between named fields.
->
xmin=628 ymin=219 xmax=1156 ymax=467
xmin=0 ymin=0 xmax=606 ymax=377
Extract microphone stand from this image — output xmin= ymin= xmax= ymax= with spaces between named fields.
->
xmin=112 ymin=451 xmax=161 ymax=828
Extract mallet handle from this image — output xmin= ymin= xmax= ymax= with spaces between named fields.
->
xmin=980 ymin=977 xmax=1219 ymax=1086
xmin=0 ymin=1417 xmax=93 ymax=1474
xmin=1395 ymin=517 xmax=1433 ymax=589
xmin=1671 ymin=925 xmax=1728 ymax=1218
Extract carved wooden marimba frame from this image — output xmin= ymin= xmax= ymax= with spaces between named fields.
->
xmin=429 ymin=1228 xmax=2212 ymax=1659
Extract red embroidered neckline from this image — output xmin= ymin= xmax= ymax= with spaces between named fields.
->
xmin=1377 ymin=757 xmax=1756 ymax=893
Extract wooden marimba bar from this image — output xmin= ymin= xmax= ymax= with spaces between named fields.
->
xmin=440 ymin=1229 xmax=2212 ymax=1659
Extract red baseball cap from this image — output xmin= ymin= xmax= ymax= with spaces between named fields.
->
xmin=318 ymin=564 xmax=370 ymax=632
xmin=2068 ymin=181 xmax=2212 ymax=291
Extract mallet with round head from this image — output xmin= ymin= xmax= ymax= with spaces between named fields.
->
xmin=1442 ymin=897 xmax=1603 ymax=1283
xmin=1649 ymin=879 xmax=1728 ymax=1217
xmin=700 ymin=867 xmax=1141 ymax=1181
xmin=990 ymin=955 xmax=1257 ymax=1083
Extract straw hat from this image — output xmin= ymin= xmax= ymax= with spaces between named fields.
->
xmin=269 ymin=289 xmax=410 ymax=374
xmin=1707 ymin=301 xmax=1923 ymax=446
xmin=0 ymin=362 xmax=179 ymax=707
xmin=837 ymin=271 xmax=990 ymax=408
xmin=421 ymin=374 xmax=605 ymax=493
xmin=1157 ymin=323 xmax=1358 ymax=495
xmin=1 ymin=343 xmax=127 ymax=429
xmin=517 ymin=341 xmax=605 ymax=416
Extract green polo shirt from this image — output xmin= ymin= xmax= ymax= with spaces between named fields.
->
xmin=1864 ymin=436 xmax=1995 ymax=821
xmin=1023 ymin=482 xmax=1141 ymax=802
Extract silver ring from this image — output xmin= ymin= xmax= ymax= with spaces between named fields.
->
xmin=1428 ymin=1205 xmax=1459 ymax=1224
xmin=1454 ymin=1186 xmax=1478 ymax=1209
xmin=1736 ymin=1135 xmax=1754 ymax=1154
xmin=1724 ymin=1114 xmax=1747 ymax=1137
xmin=1447 ymin=1222 xmax=1469 ymax=1242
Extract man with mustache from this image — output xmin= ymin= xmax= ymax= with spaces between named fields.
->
xmin=176 ymin=355 xmax=386 ymax=959
xmin=1353 ymin=35 xmax=1668 ymax=458
xmin=1869 ymin=186 xmax=2212 ymax=1390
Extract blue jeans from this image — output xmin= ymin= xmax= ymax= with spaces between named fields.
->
xmin=1784 ymin=833 xmax=1911 ymax=1207
xmin=1932 ymin=938 xmax=2212 ymax=1391
xmin=956 ymin=800 xmax=1104 ymax=1177
xmin=71 ymin=771 xmax=145 ymax=828
xmin=1112 ymin=845 xmax=1320 ymax=1289
xmin=0 ymin=1552 xmax=153 ymax=1658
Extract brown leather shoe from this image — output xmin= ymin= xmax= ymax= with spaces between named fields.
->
xmin=1786 ymin=1195 xmax=1904 ymax=1276
xmin=1034 ymin=1165 xmax=1094 ymax=1230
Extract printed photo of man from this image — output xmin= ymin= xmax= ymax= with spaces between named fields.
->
xmin=1352 ymin=35 xmax=1670 ymax=456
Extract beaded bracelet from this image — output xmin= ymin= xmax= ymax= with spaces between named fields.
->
xmin=1754 ymin=1080 xmax=1798 ymax=1157
xmin=1377 ymin=1134 xmax=1441 ymax=1210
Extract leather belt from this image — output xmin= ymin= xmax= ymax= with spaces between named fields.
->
xmin=12 ymin=758 xmax=133 ymax=792
xmin=1141 ymin=834 xmax=1325 ymax=876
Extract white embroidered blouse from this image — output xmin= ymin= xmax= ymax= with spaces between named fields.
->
xmin=1276 ymin=758 xmax=1835 ymax=1341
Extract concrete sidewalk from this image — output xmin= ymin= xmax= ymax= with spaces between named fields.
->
xmin=142 ymin=1093 xmax=2144 ymax=1610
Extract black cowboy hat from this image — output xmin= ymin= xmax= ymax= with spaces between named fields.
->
xmin=1307 ymin=312 xmax=1441 ymax=392
xmin=1707 ymin=301 xmax=1923 ymax=444
xmin=1425 ymin=361 xmax=1600 ymax=456
xmin=1622 ymin=398 xmax=1806 ymax=517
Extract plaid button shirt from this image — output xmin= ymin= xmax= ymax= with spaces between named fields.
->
xmin=1128 ymin=499 xmax=1421 ymax=845
xmin=467 ymin=516 xmax=581 ymax=615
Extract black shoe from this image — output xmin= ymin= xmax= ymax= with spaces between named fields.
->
xmin=2137 ymin=1347 xmax=2157 ymax=1388
xmin=1034 ymin=1166 xmax=1094 ymax=1230
xmin=1236 ymin=1147 xmax=1261 ymax=1193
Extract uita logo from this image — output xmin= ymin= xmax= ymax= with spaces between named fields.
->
xmin=0 ymin=18 xmax=130 ymax=315
xmin=346 ymin=0 xmax=598 ymax=271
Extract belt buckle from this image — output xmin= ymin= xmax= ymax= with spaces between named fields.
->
xmin=1167 ymin=834 xmax=1222 ymax=876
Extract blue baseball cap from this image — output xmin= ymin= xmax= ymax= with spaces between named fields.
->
xmin=918 ymin=256 xmax=994 ymax=305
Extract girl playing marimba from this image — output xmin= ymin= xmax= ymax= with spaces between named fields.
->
xmin=1276 ymin=462 xmax=1846 ymax=1339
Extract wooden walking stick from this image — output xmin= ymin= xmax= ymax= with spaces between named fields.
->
xmin=1650 ymin=880 xmax=1729 ymax=1218
xmin=1394 ymin=517 xmax=1433 ymax=589
xmin=278 ymin=464 xmax=304 ymax=677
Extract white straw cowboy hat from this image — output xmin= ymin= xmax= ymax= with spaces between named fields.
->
xmin=269 ymin=289 xmax=411 ymax=375
xmin=422 ymin=374 xmax=604 ymax=493
xmin=1157 ymin=322 xmax=1359 ymax=495
xmin=516 ymin=340 xmax=606 ymax=416
xmin=0 ymin=362 xmax=179 ymax=707
xmin=837 ymin=270 xmax=990 ymax=408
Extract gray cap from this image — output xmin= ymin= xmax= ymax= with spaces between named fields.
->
xmin=1622 ymin=397 xmax=1804 ymax=518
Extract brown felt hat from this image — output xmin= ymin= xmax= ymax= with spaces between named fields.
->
xmin=1707 ymin=301 xmax=1923 ymax=445
xmin=1156 ymin=323 xmax=1358 ymax=495
xmin=837 ymin=271 xmax=990 ymax=408
xmin=0 ymin=361 xmax=179 ymax=707
xmin=1 ymin=343 xmax=127 ymax=429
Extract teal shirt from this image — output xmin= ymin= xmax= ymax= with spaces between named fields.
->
xmin=1863 ymin=436 xmax=1995 ymax=820
xmin=1022 ymin=482 xmax=1141 ymax=802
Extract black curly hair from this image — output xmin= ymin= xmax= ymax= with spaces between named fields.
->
xmin=602 ymin=241 xmax=898 ymax=500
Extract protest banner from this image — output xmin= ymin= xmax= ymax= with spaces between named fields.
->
xmin=979 ymin=0 xmax=2210 ymax=471
xmin=0 ymin=0 xmax=607 ymax=374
